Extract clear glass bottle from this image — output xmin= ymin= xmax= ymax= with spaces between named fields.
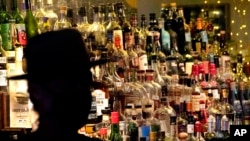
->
xmin=153 ymin=97 xmax=176 ymax=137
xmin=34 ymin=0 xmax=46 ymax=33
xmin=87 ymin=6 xmax=106 ymax=49
xmin=53 ymin=5 xmax=71 ymax=30
xmin=44 ymin=0 xmax=58 ymax=31
xmin=77 ymin=6 xmax=90 ymax=41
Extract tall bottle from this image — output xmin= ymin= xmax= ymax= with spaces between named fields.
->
xmin=24 ymin=0 xmax=39 ymax=39
xmin=0 ymin=0 xmax=12 ymax=51
xmin=109 ymin=112 xmax=122 ymax=141
xmin=44 ymin=0 xmax=58 ymax=31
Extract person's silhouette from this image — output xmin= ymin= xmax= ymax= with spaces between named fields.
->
xmin=9 ymin=29 xmax=106 ymax=141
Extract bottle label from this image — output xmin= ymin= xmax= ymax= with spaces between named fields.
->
xmin=113 ymin=30 xmax=123 ymax=49
xmin=161 ymin=29 xmax=170 ymax=51
xmin=195 ymin=42 xmax=201 ymax=53
xmin=11 ymin=23 xmax=27 ymax=47
xmin=0 ymin=69 xmax=7 ymax=86
xmin=187 ymin=124 xmax=194 ymax=133
xmin=185 ymin=32 xmax=191 ymax=42
xmin=192 ymin=93 xmax=200 ymax=112
xmin=138 ymin=54 xmax=148 ymax=70
xmin=92 ymin=89 xmax=108 ymax=116
xmin=200 ymin=31 xmax=208 ymax=43
xmin=1 ymin=24 xmax=12 ymax=51
xmin=185 ymin=61 xmax=194 ymax=75
xmin=159 ymin=120 xmax=167 ymax=132
xmin=202 ymin=60 xmax=209 ymax=74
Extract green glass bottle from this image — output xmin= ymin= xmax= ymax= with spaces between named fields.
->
xmin=24 ymin=0 xmax=39 ymax=39
xmin=0 ymin=0 xmax=12 ymax=51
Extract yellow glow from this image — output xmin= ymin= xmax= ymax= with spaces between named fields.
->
xmin=204 ymin=1 xmax=207 ymax=4
xmin=217 ymin=0 xmax=221 ymax=3
xmin=201 ymin=9 xmax=204 ymax=12
xmin=231 ymin=20 xmax=235 ymax=23
xmin=243 ymin=10 xmax=246 ymax=13
xmin=242 ymin=25 xmax=247 ymax=28
xmin=236 ymin=33 xmax=239 ymax=36
xmin=245 ymin=32 xmax=248 ymax=35
xmin=240 ymin=40 xmax=243 ymax=43
xmin=238 ymin=10 xmax=241 ymax=13
xmin=240 ymin=44 xmax=243 ymax=48
xmin=243 ymin=13 xmax=246 ymax=15
xmin=234 ymin=7 xmax=237 ymax=10
xmin=213 ymin=11 xmax=220 ymax=15
xmin=230 ymin=32 xmax=233 ymax=35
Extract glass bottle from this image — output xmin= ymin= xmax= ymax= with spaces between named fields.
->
xmin=158 ymin=17 xmax=170 ymax=56
xmin=34 ymin=0 xmax=46 ymax=33
xmin=194 ymin=120 xmax=205 ymax=141
xmin=44 ymin=0 xmax=58 ymax=31
xmin=9 ymin=0 xmax=26 ymax=48
xmin=134 ymin=32 xmax=148 ymax=71
xmin=53 ymin=5 xmax=71 ymax=30
xmin=109 ymin=112 xmax=123 ymax=141
xmin=77 ymin=6 xmax=90 ymax=42
xmin=24 ymin=0 xmax=39 ymax=39
xmin=204 ymin=114 xmax=216 ymax=141
xmin=0 ymin=0 xmax=12 ymax=52
xmin=153 ymin=97 xmax=176 ymax=137
xmin=186 ymin=115 xmax=196 ymax=141
xmin=100 ymin=128 xmax=109 ymax=141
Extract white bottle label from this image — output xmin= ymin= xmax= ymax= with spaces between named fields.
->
xmin=185 ymin=62 xmax=194 ymax=75
xmin=92 ymin=89 xmax=108 ymax=116
xmin=187 ymin=124 xmax=194 ymax=133
xmin=138 ymin=54 xmax=148 ymax=70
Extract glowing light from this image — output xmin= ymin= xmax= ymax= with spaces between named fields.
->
xmin=217 ymin=0 xmax=221 ymax=3
xmin=236 ymin=33 xmax=239 ymax=36
xmin=213 ymin=11 xmax=220 ymax=15
xmin=204 ymin=1 xmax=207 ymax=4
xmin=240 ymin=44 xmax=243 ymax=48
xmin=242 ymin=25 xmax=247 ymax=28
xmin=238 ymin=10 xmax=241 ymax=13
xmin=240 ymin=40 xmax=243 ymax=43
xmin=230 ymin=32 xmax=233 ymax=36
xmin=234 ymin=7 xmax=237 ymax=10
xmin=231 ymin=20 xmax=235 ymax=23
xmin=245 ymin=32 xmax=248 ymax=35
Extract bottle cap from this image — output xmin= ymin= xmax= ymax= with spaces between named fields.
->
xmin=99 ymin=128 xmax=107 ymax=135
xmin=191 ymin=64 xmax=199 ymax=75
xmin=111 ymin=111 xmax=119 ymax=117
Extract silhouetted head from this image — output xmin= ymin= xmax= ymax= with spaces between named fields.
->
xmin=9 ymin=29 xmax=108 ymax=131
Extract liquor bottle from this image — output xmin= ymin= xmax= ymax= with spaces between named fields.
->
xmin=204 ymin=114 xmax=216 ymax=141
xmin=134 ymin=32 xmax=148 ymax=70
xmin=145 ymin=36 xmax=153 ymax=68
xmin=9 ymin=0 xmax=26 ymax=49
xmin=24 ymin=0 xmax=39 ymax=39
xmin=191 ymin=18 xmax=203 ymax=54
xmin=183 ymin=42 xmax=194 ymax=76
xmin=100 ymin=128 xmax=109 ymax=141
xmin=66 ymin=8 xmax=77 ymax=28
xmin=77 ymin=6 xmax=90 ymax=41
xmin=186 ymin=115 xmax=196 ymax=141
xmin=235 ymin=53 xmax=247 ymax=83
xmin=54 ymin=5 xmax=71 ymax=30
xmin=194 ymin=120 xmax=205 ymax=141
xmin=43 ymin=0 xmax=58 ymax=31
xmin=109 ymin=112 xmax=122 ymax=141
xmin=219 ymin=30 xmax=230 ymax=74
xmin=175 ymin=7 xmax=186 ymax=55
xmin=153 ymin=97 xmax=176 ymax=137
xmin=34 ymin=0 xmax=46 ymax=33
xmin=165 ymin=116 xmax=179 ymax=141
xmin=106 ymin=3 xmax=122 ymax=47
xmin=0 ymin=0 xmax=12 ymax=51
xmin=158 ymin=18 xmax=170 ymax=56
